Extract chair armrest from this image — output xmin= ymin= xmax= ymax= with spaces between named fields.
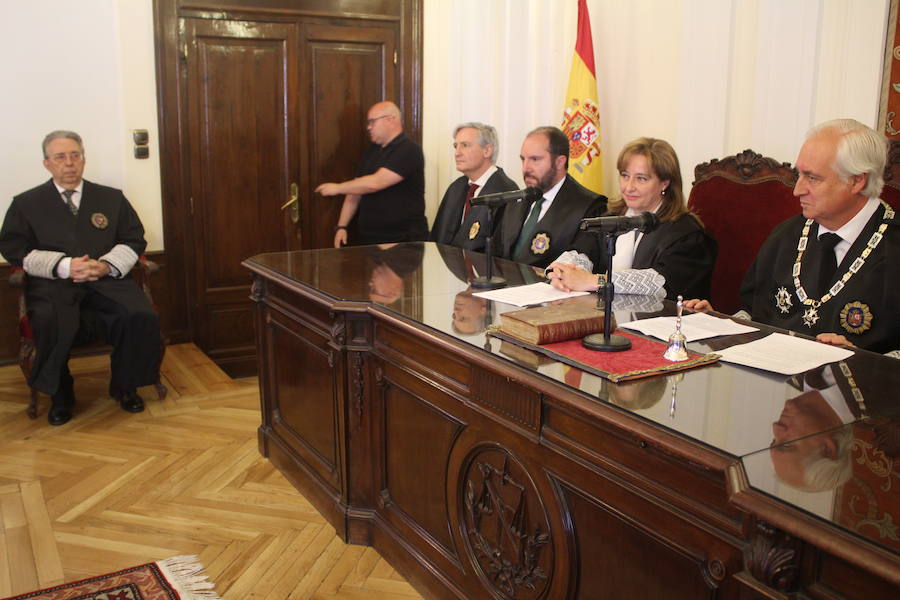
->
xmin=9 ymin=267 xmax=25 ymax=288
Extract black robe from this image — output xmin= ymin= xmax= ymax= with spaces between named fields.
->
xmin=498 ymin=174 xmax=607 ymax=269
xmin=430 ymin=167 xmax=518 ymax=251
xmin=741 ymin=203 xmax=900 ymax=354
xmin=565 ymin=212 xmax=717 ymax=300
xmin=0 ymin=179 xmax=161 ymax=395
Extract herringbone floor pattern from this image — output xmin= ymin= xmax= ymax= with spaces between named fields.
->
xmin=0 ymin=343 xmax=423 ymax=599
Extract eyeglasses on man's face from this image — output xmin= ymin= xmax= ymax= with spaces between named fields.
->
xmin=48 ymin=151 xmax=84 ymax=164
xmin=366 ymin=115 xmax=392 ymax=127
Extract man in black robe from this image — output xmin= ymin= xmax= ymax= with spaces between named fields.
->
xmin=0 ymin=130 xmax=162 ymax=425
xmin=498 ymin=126 xmax=607 ymax=269
xmin=686 ymin=119 xmax=899 ymax=356
xmin=431 ymin=122 xmax=518 ymax=251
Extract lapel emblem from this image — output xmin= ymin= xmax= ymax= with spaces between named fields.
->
xmin=530 ymin=232 xmax=550 ymax=254
xmin=468 ymin=221 xmax=481 ymax=240
xmin=774 ymin=286 xmax=793 ymax=314
xmin=90 ymin=213 xmax=109 ymax=229
xmin=839 ymin=301 xmax=872 ymax=335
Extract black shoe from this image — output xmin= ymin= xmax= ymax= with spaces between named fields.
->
xmin=113 ymin=389 xmax=145 ymax=413
xmin=48 ymin=373 xmax=75 ymax=426
xmin=47 ymin=401 xmax=72 ymax=426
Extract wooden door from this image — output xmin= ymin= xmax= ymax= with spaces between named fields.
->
xmin=185 ymin=18 xmax=299 ymax=373
xmin=154 ymin=0 xmax=421 ymax=376
xmin=298 ymin=23 xmax=397 ymax=249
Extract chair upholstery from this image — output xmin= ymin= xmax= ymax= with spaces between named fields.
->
xmin=687 ymin=149 xmax=798 ymax=314
xmin=880 ymin=138 xmax=900 ymax=211
xmin=11 ymin=257 xmax=167 ymax=418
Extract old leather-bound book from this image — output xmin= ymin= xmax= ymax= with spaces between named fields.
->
xmin=499 ymin=301 xmax=609 ymax=345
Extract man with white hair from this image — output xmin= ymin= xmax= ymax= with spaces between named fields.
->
xmin=687 ymin=119 xmax=899 ymax=354
xmin=430 ymin=122 xmax=518 ymax=251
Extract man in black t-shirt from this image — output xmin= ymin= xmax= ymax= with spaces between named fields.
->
xmin=316 ymin=101 xmax=428 ymax=246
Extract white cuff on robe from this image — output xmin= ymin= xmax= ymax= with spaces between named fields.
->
xmin=23 ymin=250 xmax=66 ymax=279
xmin=610 ymin=268 xmax=666 ymax=297
xmin=885 ymin=349 xmax=900 ymax=360
xmin=550 ymin=250 xmax=594 ymax=273
xmin=99 ymin=244 xmax=138 ymax=278
xmin=732 ymin=309 xmax=753 ymax=321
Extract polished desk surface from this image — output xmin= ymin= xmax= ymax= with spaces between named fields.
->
xmin=246 ymin=242 xmax=900 ymax=558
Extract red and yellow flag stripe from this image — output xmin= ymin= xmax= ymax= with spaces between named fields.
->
xmin=561 ymin=0 xmax=603 ymax=194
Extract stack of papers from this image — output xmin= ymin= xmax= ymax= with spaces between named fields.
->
xmin=472 ymin=282 xmax=590 ymax=307
xmin=619 ymin=312 xmax=758 ymax=341
xmin=716 ymin=332 xmax=854 ymax=375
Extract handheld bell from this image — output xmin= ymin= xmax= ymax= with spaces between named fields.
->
xmin=663 ymin=295 xmax=689 ymax=362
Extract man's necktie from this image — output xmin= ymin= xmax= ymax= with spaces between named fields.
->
xmin=815 ymin=232 xmax=841 ymax=297
xmin=62 ymin=189 xmax=77 ymax=216
xmin=463 ymin=182 xmax=479 ymax=220
xmin=512 ymin=195 xmax=545 ymax=256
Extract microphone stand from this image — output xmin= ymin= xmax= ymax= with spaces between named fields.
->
xmin=471 ymin=206 xmax=506 ymax=289
xmin=582 ymin=230 xmax=632 ymax=352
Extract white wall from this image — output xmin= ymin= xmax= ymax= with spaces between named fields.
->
xmin=0 ymin=0 xmax=162 ymax=262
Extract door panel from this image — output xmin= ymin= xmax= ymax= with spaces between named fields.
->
xmin=185 ymin=19 xmax=298 ymax=370
xmin=300 ymin=24 xmax=396 ymax=249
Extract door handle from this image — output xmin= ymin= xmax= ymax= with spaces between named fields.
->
xmin=281 ymin=182 xmax=300 ymax=224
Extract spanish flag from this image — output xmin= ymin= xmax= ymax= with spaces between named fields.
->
xmin=561 ymin=0 xmax=603 ymax=194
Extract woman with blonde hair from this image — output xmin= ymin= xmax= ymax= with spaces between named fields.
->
xmin=547 ymin=137 xmax=716 ymax=300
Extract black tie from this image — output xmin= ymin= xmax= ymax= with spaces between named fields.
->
xmin=62 ymin=189 xmax=78 ymax=216
xmin=815 ymin=232 xmax=841 ymax=297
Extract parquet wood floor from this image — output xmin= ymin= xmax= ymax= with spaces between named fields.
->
xmin=0 ymin=344 xmax=424 ymax=599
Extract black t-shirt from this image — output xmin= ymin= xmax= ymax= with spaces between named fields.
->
xmin=355 ymin=133 xmax=428 ymax=244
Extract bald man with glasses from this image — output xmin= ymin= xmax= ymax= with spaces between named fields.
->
xmin=316 ymin=101 xmax=428 ymax=247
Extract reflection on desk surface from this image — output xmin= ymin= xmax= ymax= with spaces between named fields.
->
xmin=744 ymin=413 xmax=900 ymax=554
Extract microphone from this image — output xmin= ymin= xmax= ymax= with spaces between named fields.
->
xmin=469 ymin=186 xmax=543 ymax=207
xmin=579 ymin=212 xmax=660 ymax=234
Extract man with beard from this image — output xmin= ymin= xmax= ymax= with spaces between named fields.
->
xmin=498 ymin=126 xmax=607 ymax=269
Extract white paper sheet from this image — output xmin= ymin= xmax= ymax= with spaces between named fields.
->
xmin=472 ymin=282 xmax=590 ymax=307
xmin=716 ymin=332 xmax=854 ymax=375
xmin=619 ymin=312 xmax=758 ymax=341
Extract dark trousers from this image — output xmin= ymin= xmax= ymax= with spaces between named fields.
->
xmin=27 ymin=278 xmax=161 ymax=396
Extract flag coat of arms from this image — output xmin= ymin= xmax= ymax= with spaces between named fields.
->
xmin=561 ymin=0 xmax=603 ymax=194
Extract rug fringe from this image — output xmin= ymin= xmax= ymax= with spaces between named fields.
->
xmin=156 ymin=555 xmax=223 ymax=600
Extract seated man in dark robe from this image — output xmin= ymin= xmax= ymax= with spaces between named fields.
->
xmin=685 ymin=119 xmax=899 ymax=357
xmin=0 ymin=130 xmax=162 ymax=425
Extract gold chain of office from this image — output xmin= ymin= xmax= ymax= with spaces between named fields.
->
xmin=792 ymin=200 xmax=895 ymax=327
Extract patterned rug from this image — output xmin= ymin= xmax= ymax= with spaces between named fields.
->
xmin=2 ymin=555 xmax=222 ymax=600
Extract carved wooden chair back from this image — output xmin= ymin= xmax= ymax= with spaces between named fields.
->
xmin=687 ymin=150 xmax=799 ymax=314
xmin=880 ymin=138 xmax=900 ymax=211
xmin=11 ymin=257 xmax=167 ymax=419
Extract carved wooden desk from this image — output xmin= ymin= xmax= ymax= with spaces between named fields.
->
xmin=244 ymin=243 xmax=900 ymax=599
